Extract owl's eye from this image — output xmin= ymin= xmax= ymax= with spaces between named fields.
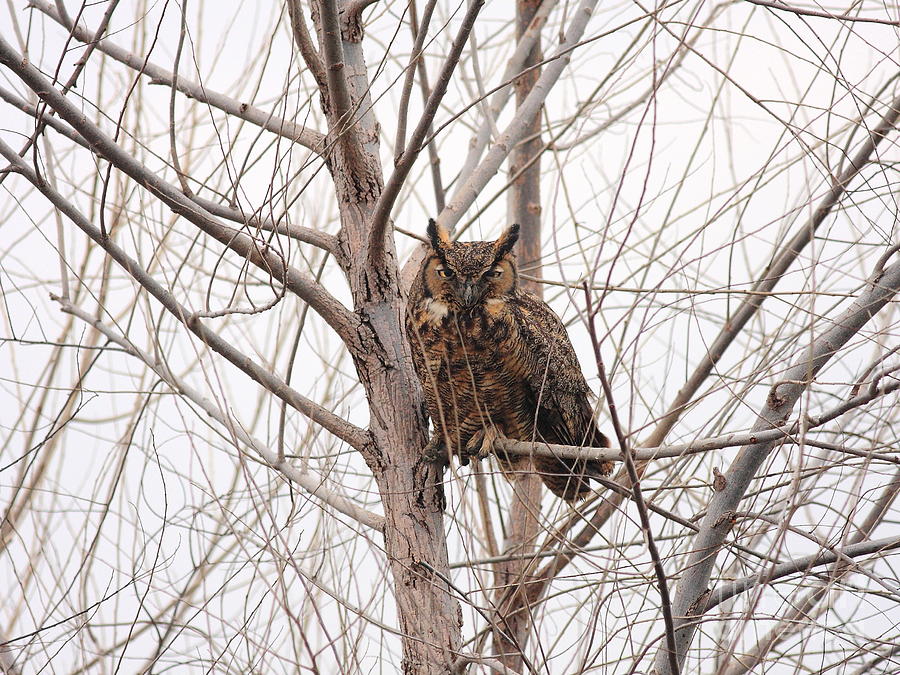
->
xmin=436 ymin=267 xmax=455 ymax=279
xmin=486 ymin=269 xmax=503 ymax=278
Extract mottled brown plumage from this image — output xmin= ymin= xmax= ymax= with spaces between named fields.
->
xmin=405 ymin=219 xmax=613 ymax=501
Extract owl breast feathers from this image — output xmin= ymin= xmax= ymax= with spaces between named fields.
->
xmin=405 ymin=219 xmax=613 ymax=501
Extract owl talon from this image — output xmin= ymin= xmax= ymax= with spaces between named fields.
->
xmin=422 ymin=436 xmax=448 ymax=464
xmin=465 ymin=427 xmax=501 ymax=462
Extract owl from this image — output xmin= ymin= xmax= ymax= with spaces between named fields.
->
xmin=405 ymin=219 xmax=613 ymax=501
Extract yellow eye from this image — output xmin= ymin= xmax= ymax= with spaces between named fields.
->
xmin=486 ymin=269 xmax=502 ymax=278
xmin=437 ymin=267 xmax=455 ymax=278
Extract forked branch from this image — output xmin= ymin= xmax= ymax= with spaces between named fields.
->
xmin=30 ymin=0 xmax=327 ymax=153
xmin=653 ymin=249 xmax=900 ymax=675
xmin=0 ymin=34 xmax=357 ymax=346
xmin=0 ymin=137 xmax=369 ymax=452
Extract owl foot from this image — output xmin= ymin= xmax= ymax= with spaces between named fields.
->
xmin=464 ymin=426 xmax=501 ymax=462
xmin=422 ymin=436 xmax=448 ymax=464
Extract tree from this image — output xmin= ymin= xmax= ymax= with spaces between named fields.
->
xmin=1 ymin=1 xmax=899 ymax=673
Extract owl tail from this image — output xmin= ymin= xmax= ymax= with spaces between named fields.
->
xmin=536 ymin=429 xmax=614 ymax=501
xmin=536 ymin=456 xmax=614 ymax=501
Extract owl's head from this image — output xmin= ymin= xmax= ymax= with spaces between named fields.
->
xmin=422 ymin=219 xmax=520 ymax=309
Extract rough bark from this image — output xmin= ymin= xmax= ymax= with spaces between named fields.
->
xmin=306 ymin=4 xmax=463 ymax=670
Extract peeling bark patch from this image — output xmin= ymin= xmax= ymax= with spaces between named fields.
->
xmin=712 ymin=467 xmax=726 ymax=491
xmin=713 ymin=509 xmax=737 ymax=529
xmin=413 ymin=458 xmax=446 ymax=511
xmin=687 ymin=588 xmax=712 ymax=616
xmin=340 ymin=9 xmax=364 ymax=42
xmin=353 ymin=309 xmax=390 ymax=366
xmin=362 ymin=436 xmax=386 ymax=472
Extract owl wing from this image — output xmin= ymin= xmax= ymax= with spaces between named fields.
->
xmin=510 ymin=289 xmax=608 ymax=450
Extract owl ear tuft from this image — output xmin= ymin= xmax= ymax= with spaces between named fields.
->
xmin=426 ymin=218 xmax=451 ymax=251
xmin=494 ymin=223 xmax=520 ymax=259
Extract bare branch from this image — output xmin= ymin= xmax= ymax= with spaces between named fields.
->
xmin=0 ymin=84 xmax=339 ymax=253
xmin=410 ymin=0 xmax=447 ymax=213
xmin=188 ymin=193 xmax=339 ymax=252
xmin=452 ymin=653 xmax=524 ymax=675
xmin=743 ymin=0 xmax=900 ymax=25
xmin=716 ymin=469 xmax=900 ymax=675
xmin=454 ymin=0 xmax=556 ymax=191
xmin=345 ymin=0 xmax=380 ymax=22
xmin=707 ymin=536 xmax=900 ymax=612
xmin=0 ymin=137 xmax=369 ymax=451
xmin=0 ymin=34 xmax=357 ymax=344
xmin=642 ymin=88 xmax=900 ymax=450
xmin=286 ymin=0 xmax=327 ymax=91
xmin=585 ymin=284 xmax=679 ymax=675
xmin=29 ymin=0 xmax=327 ymax=153
xmin=318 ymin=0 xmax=364 ymax=148
xmin=54 ymin=297 xmax=384 ymax=531
xmin=367 ymin=0 xmax=485 ymax=266
xmin=393 ymin=0 xmax=438 ymax=162
xmin=654 ymin=251 xmax=900 ymax=675
xmin=496 ymin=374 xmax=900 ymax=464
xmin=437 ymin=0 xmax=599 ymax=232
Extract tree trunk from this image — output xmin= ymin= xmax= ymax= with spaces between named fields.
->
xmin=313 ymin=7 xmax=462 ymax=671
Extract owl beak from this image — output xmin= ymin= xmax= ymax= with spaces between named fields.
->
xmin=460 ymin=281 xmax=479 ymax=307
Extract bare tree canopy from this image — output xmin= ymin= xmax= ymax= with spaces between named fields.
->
xmin=1 ymin=1 xmax=899 ymax=673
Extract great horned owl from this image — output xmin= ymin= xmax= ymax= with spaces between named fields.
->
xmin=405 ymin=219 xmax=613 ymax=501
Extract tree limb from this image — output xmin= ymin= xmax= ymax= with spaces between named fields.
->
xmin=393 ymin=0 xmax=438 ymax=162
xmin=641 ymin=88 xmax=900 ymax=450
xmin=716 ymin=467 xmax=900 ymax=675
xmin=453 ymin=0 xmax=557 ymax=193
xmin=286 ymin=0 xmax=327 ymax=91
xmin=317 ymin=0 xmax=364 ymax=153
xmin=653 ymin=250 xmax=900 ymax=675
xmin=0 ymin=34 xmax=358 ymax=346
xmin=29 ymin=0 xmax=326 ymax=154
xmin=0 ymin=136 xmax=369 ymax=451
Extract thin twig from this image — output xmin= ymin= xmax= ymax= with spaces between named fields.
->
xmin=0 ymin=35 xmax=356 ymax=344
xmin=367 ymin=0 xmax=485 ymax=266
xmin=29 ymin=0 xmax=326 ymax=153
xmin=744 ymin=0 xmax=900 ymax=26
xmin=394 ymin=0 xmax=437 ymax=161
xmin=584 ymin=283 xmax=679 ymax=675
xmin=54 ymin=296 xmax=383 ymax=531
xmin=437 ymin=0 xmax=599 ymax=232
xmin=0 ymin=136 xmax=369 ymax=452
xmin=654 ymin=250 xmax=900 ymax=674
